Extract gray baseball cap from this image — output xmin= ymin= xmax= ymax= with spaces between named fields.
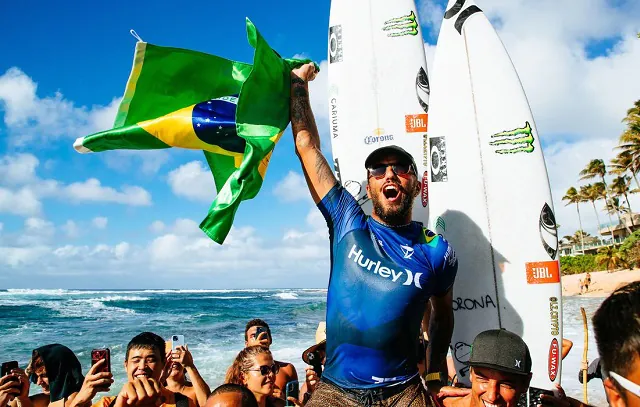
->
xmin=467 ymin=329 xmax=532 ymax=376
xmin=364 ymin=145 xmax=417 ymax=173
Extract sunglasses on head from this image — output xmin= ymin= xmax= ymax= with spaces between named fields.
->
xmin=248 ymin=363 xmax=280 ymax=376
xmin=367 ymin=162 xmax=414 ymax=179
xmin=610 ymin=371 xmax=640 ymax=398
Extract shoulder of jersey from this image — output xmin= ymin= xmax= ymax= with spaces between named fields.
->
xmin=420 ymin=228 xmax=447 ymax=248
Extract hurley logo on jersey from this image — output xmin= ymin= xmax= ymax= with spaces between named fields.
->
xmin=348 ymin=244 xmax=423 ymax=288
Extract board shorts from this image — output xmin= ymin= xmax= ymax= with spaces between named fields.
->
xmin=305 ymin=376 xmax=439 ymax=407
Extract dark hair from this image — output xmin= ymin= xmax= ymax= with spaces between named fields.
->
xmin=593 ymin=281 xmax=640 ymax=398
xmin=209 ymin=383 xmax=259 ymax=407
xmin=126 ymin=332 xmax=166 ymax=362
xmin=225 ymin=346 xmax=272 ymax=385
xmin=244 ymin=319 xmax=271 ymax=341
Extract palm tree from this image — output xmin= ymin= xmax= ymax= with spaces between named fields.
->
xmin=610 ymin=175 xmax=635 ymax=227
xmin=605 ymin=196 xmax=632 ymax=235
xmin=610 ymin=150 xmax=640 ymax=191
xmin=562 ymin=187 xmax=585 ymax=253
xmin=580 ymin=159 xmax=617 ymax=241
xmin=595 ymin=246 xmax=627 ymax=272
xmin=623 ymin=100 xmax=640 ymax=128
xmin=580 ymin=184 xmax=605 ymax=235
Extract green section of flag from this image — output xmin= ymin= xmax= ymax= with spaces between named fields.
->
xmin=74 ymin=19 xmax=316 ymax=244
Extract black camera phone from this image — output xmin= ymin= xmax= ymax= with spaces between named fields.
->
xmin=255 ymin=326 xmax=268 ymax=339
xmin=285 ymin=380 xmax=299 ymax=406
xmin=1 ymin=361 xmax=19 ymax=377
xmin=307 ymin=351 xmax=323 ymax=377
xmin=528 ymin=388 xmax=555 ymax=407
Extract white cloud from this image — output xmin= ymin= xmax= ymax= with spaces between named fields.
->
xmin=63 ymin=178 xmax=151 ymax=206
xmin=171 ymin=218 xmax=201 ymax=236
xmin=0 ymin=153 xmax=153 ymax=216
xmin=92 ymin=217 xmax=108 ymax=229
xmin=17 ymin=217 xmax=55 ymax=246
xmin=273 ymin=171 xmax=310 ymax=202
xmin=149 ymin=220 xmax=166 ymax=234
xmin=114 ymin=242 xmax=130 ymax=260
xmin=0 ymin=67 xmax=120 ymax=146
xmin=0 ymin=153 xmax=39 ymax=185
xmin=104 ymin=150 xmax=171 ymax=175
xmin=62 ymin=220 xmax=80 ymax=238
xmin=0 ymin=187 xmax=42 ymax=216
xmin=167 ymin=161 xmax=216 ymax=202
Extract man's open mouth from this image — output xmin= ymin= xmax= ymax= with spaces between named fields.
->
xmin=383 ymin=184 xmax=400 ymax=201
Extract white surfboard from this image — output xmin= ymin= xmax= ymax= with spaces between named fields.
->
xmin=427 ymin=0 xmax=563 ymax=395
xmin=327 ymin=0 xmax=430 ymax=223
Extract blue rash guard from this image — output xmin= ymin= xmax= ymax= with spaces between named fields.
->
xmin=317 ymin=184 xmax=458 ymax=389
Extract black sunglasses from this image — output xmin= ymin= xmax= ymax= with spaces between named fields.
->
xmin=367 ymin=162 xmax=414 ymax=179
xmin=248 ymin=363 xmax=280 ymax=376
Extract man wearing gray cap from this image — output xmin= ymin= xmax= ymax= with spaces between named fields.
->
xmin=442 ymin=329 xmax=532 ymax=407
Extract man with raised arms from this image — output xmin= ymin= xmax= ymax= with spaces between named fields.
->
xmin=290 ymin=63 xmax=458 ymax=406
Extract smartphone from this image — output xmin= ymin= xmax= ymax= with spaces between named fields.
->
xmin=91 ymin=349 xmax=111 ymax=374
xmin=528 ymin=388 xmax=554 ymax=407
xmin=1 ymin=361 xmax=18 ymax=377
xmin=171 ymin=335 xmax=185 ymax=350
xmin=254 ymin=326 xmax=269 ymax=339
xmin=307 ymin=351 xmax=323 ymax=377
xmin=284 ymin=381 xmax=299 ymax=406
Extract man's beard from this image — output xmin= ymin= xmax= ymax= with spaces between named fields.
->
xmin=371 ymin=186 xmax=415 ymax=225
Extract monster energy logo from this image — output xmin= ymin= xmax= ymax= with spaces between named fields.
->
xmin=489 ymin=121 xmax=535 ymax=154
xmin=435 ymin=217 xmax=446 ymax=232
xmin=383 ymin=11 xmax=418 ymax=37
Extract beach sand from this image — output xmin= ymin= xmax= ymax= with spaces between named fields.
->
xmin=562 ymin=268 xmax=640 ymax=297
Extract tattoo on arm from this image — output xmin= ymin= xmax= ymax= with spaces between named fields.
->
xmin=290 ymin=78 xmax=319 ymax=148
xmin=315 ymin=150 xmax=335 ymax=185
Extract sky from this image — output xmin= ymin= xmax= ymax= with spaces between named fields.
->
xmin=1 ymin=0 xmax=639 ymax=289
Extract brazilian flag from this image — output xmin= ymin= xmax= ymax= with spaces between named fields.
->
xmin=74 ymin=19 xmax=316 ymax=244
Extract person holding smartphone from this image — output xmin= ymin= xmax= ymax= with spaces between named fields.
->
xmin=7 ymin=344 xmax=85 ymax=407
xmin=164 ymin=340 xmax=211 ymax=407
xmin=1 ymin=363 xmax=24 ymax=407
xmin=67 ymin=357 xmax=113 ymax=407
xmin=89 ymin=332 xmax=195 ymax=407
xmin=243 ymin=320 xmax=297 ymax=401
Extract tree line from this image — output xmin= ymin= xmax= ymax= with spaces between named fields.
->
xmin=561 ymin=99 xmax=640 ymax=249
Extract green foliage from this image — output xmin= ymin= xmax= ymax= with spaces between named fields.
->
xmin=595 ymin=246 xmax=628 ymax=271
xmin=619 ymin=230 xmax=640 ymax=267
xmin=560 ymin=254 xmax=602 ymax=275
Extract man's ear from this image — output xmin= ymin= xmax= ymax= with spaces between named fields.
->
xmin=413 ymin=180 xmax=421 ymax=199
xmin=366 ymin=183 xmax=372 ymax=199
xmin=604 ymin=377 xmax=625 ymax=407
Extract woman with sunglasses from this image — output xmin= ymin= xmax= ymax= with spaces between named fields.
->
xmin=225 ymin=346 xmax=284 ymax=407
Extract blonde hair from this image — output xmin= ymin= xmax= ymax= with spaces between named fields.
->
xmin=225 ymin=346 xmax=272 ymax=385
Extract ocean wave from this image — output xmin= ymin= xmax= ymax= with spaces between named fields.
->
xmin=272 ymin=292 xmax=299 ymax=300
xmin=1 ymin=289 xmax=271 ymax=297
xmin=4 ymin=289 xmax=70 ymax=295
xmin=94 ymin=296 xmax=150 ymax=302
xmin=201 ymin=296 xmax=257 ymax=300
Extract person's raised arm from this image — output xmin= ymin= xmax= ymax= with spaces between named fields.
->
xmin=290 ymin=63 xmax=337 ymax=204
xmin=174 ymin=347 xmax=210 ymax=407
